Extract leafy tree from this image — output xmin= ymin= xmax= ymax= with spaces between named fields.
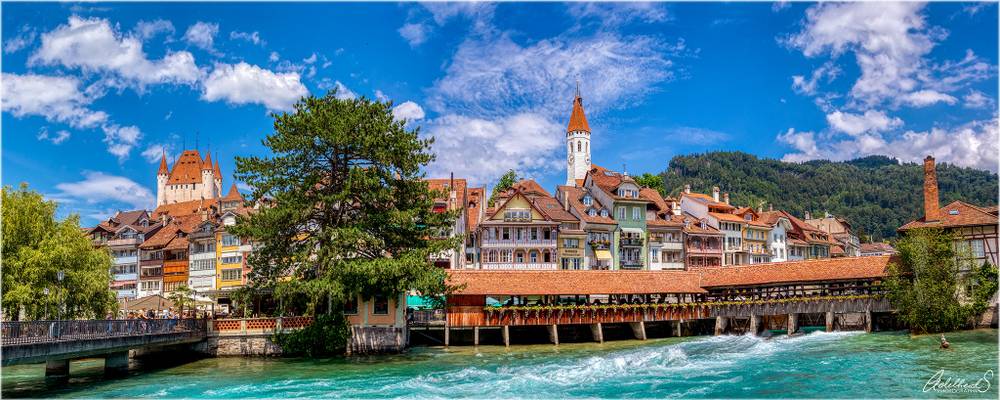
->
xmin=2 ymin=184 xmax=116 ymax=320
xmin=634 ymin=173 xmax=665 ymax=196
xmin=167 ymin=285 xmax=196 ymax=317
xmin=273 ymin=313 xmax=351 ymax=357
xmin=489 ymin=169 xmax=519 ymax=207
xmin=884 ymin=228 xmax=996 ymax=333
xmin=230 ymin=91 xmax=460 ymax=348
xmin=661 ymin=151 xmax=998 ymax=239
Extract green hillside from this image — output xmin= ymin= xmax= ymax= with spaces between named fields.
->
xmin=658 ymin=152 xmax=998 ymax=241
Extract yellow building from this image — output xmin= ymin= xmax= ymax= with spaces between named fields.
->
xmin=216 ymin=185 xmax=249 ymax=292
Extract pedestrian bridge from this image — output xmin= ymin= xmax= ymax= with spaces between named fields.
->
xmin=1 ymin=319 xmax=207 ymax=379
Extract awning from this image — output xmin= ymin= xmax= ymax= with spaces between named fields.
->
xmin=594 ymin=250 xmax=613 ymax=260
xmin=620 ymin=227 xmax=643 ymax=234
xmin=124 ymin=295 xmax=174 ymax=311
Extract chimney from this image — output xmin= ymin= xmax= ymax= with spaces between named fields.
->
xmin=562 ymin=191 xmax=569 ymax=211
xmin=684 ymin=184 xmax=691 ymax=194
xmin=712 ymin=186 xmax=720 ymax=202
xmin=672 ymin=201 xmax=681 ymax=216
xmin=923 ymin=155 xmax=940 ymax=222
xmin=804 ymin=211 xmax=811 ymax=220
xmin=769 ymin=204 xmax=774 ymax=212
xmin=723 ymin=192 xmax=730 ymax=205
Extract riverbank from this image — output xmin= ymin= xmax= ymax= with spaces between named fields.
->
xmin=2 ymin=329 xmax=996 ymax=398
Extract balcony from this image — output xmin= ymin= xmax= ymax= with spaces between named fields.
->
xmin=588 ymin=240 xmax=611 ymax=250
xmin=141 ymin=267 xmax=163 ymax=278
xmin=113 ymin=255 xmax=138 ymax=265
xmin=619 ymin=238 xmax=644 ymax=246
xmin=190 ymin=251 xmax=216 ymax=261
xmin=658 ymin=242 xmax=684 ymax=251
xmin=112 ymin=273 xmax=137 ymax=282
xmin=480 ymin=262 xmax=557 ymax=270
xmin=140 ymin=258 xmax=163 ymax=267
xmin=481 ymin=239 xmax=556 ymax=248
xmin=107 ymin=237 xmax=140 ymax=247
xmin=686 ymin=245 xmax=722 ymax=253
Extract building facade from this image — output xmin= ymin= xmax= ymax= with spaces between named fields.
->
xmin=157 ymin=150 xmax=223 ymax=206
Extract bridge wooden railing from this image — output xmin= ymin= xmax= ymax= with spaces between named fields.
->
xmin=208 ymin=316 xmax=314 ymax=335
xmin=448 ymin=295 xmax=887 ymax=327
xmin=1 ymin=319 xmax=207 ymax=346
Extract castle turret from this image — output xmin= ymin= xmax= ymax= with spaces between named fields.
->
xmin=202 ymin=152 xmax=216 ymax=199
xmin=566 ymin=84 xmax=591 ymax=186
xmin=156 ymin=152 xmax=169 ymax=206
xmin=213 ymin=158 xmax=223 ymax=196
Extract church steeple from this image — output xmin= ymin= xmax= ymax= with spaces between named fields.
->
xmin=566 ymin=85 xmax=592 ymax=186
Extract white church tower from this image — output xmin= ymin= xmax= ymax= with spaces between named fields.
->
xmin=566 ymin=85 xmax=591 ymax=186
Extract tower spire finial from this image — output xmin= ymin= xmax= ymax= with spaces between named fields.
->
xmin=575 ymin=78 xmax=581 ymax=99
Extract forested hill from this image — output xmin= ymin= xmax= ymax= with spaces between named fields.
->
xmin=659 ymin=152 xmax=998 ymax=241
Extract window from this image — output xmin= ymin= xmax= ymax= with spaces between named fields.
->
xmin=500 ymin=250 xmax=512 ymax=262
xmin=600 ymin=210 xmax=608 ymax=218
xmin=970 ymin=240 xmax=985 ymax=258
xmin=617 ymin=207 xmax=625 ymax=220
xmin=190 ymin=259 xmax=215 ymax=271
xmin=504 ymin=209 xmax=531 ymax=221
xmin=515 ymin=228 xmax=523 ymax=240
xmin=651 ymin=248 xmax=660 ymax=262
xmin=221 ymin=255 xmax=242 ymax=265
xmin=543 ymin=250 xmax=551 ymax=262
xmin=140 ymin=281 xmax=160 ymax=291
xmin=583 ymin=196 xmax=592 ymax=206
xmin=222 ymin=268 xmax=242 ymax=281
xmin=502 ymin=228 xmax=510 ymax=240
xmin=588 ymin=209 xmax=597 ymax=217
xmin=631 ymin=207 xmax=640 ymax=220
xmin=529 ymin=251 xmax=538 ymax=263
xmin=530 ymin=228 xmax=538 ymax=240
xmin=222 ymin=234 xmax=240 ymax=247
xmin=373 ymin=294 xmax=389 ymax=315
xmin=515 ymin=251 xmax=525 ymax=263
xmin=543 ymin=229 xmax=551 ymax=240
xmin=343 ymin=296 xmax=358 ymax=315
xmin=563 ymin=238 xmax=579 ymax=248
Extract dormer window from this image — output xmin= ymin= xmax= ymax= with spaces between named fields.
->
xmin=503 ymin=208 xmax=531 ymax=222
xmin=600 ymin=209 xmax=608 ymax=218
xmin=588 ymin=209 xmax=597 ymax=217
xmin=583 ymin=195 xmax=592 ymax=206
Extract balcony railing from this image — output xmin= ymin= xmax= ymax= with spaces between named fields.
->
xmin=113 ymin=256 xmax=138 ymax=265
xmin=481 ymin=239 xmax=556 ymax=247
xmin=686 ymin=245 xmax=722 ymax=252
xmin=107 ymin=237 xmax=140 ymax=247
xmin=620 ymin=238 xmax=644 ymax=246
xmin=140 ymin=268 xmax=163 ymax=278
xmin=140 ymin=259 xmax=163 ymax=267
xmin=480 ymin=262 xmax=557 ymax=270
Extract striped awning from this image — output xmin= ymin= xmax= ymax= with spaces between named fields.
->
xmin=594 ymin=250 xmax=613 ymax=260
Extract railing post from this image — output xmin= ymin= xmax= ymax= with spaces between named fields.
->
xmin=276 ymin=317 xmax=283 ymax=333
xmin=241 ymin=319 xmax=247 ymax=334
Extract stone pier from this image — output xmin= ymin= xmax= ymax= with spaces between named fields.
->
xmin=826 ymin=311 xmax=834 ymax=332
xmin=45 ymin=359 xmax=69 ymax=381
xmin=104 ymin=351 xmax=129 ymax=377
xmin=444 ymin=326 xmax=450 ymax=347
xmin=473 ymin=327 xmax=479 ymax=347
xmin=675 ymin=321 xmax=682 ymax=337
xmin=590 ymin=323 xmax=603 ymax=343
xmin=547 ymin=324 xmax=559 ymax=345
xmin=865 ymin=309 xmax=873 ymax=333
xmin=749 ymin=314 xmax=760 ymax=336
xmin=714 ymin=316 xmax=728 ymax=335
xmin=502 ymin=325 xmax=510 ymax=348
xmin=629 ymin=321 xmax=646 ymax=340
xmin=787 ymin=313 xmax=798 ymax=335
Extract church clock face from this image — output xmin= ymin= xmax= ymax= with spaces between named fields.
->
xmin=569 ymin=154 xmax=574 ymax=163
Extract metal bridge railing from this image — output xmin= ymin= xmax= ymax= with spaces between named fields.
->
xmin=1 ymin=319 xmax=207 ymax=346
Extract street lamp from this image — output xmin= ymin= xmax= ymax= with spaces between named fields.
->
xmin=43 ymin=288 xmax=50 ymax=320
xmin=56 ymin=271 xmax=64 ymax=321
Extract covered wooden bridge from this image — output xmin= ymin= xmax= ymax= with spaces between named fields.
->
xmin=443 ymin=256 xmax=895 ymax=346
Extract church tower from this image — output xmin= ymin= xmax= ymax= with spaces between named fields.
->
xmin=156 ymin=152 xmax=169 ymax=206
xmin=566 ymin=85 xmax=591 ymax=186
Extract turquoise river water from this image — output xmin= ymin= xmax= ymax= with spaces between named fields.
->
xmin=2 ymin=329 xmax=997 ymax=398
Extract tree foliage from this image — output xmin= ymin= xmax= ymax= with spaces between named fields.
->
xmin=273 ymin=313 xmax=351 ymax=357
xmin=633 ymin=173 xmax=665 ymax=196
xmin=2 ymin=184 xmax=116 ymax=320
xmin=489 ymin=169 xmax=519 ymax=207
xmin=230 ymin=91 xmax=460 ymax=324
xmin=884 ymin=228 xmax=996 ymax=333
xmin=167 ymin=285 xmax=196 ymax=315
xmin=661 ymin=152 xmax=998 ymax=240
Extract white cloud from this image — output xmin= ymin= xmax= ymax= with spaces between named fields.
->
xmin=898 ymin=90 xmax=957 ymax=107
xmin=963 ymin=90 xmax=995 ymax=109
xmin=184 ymin=21 xmax=219 ymax=51
xmin=428 ymin=32 xmax=682 ymax=119
xmin=780 ymin=118 xmax=999 ymax=172
xmin=374 ymin=90 xmax=390 ymax=102
xmin=771 ymin=1 xmax=790 ymax=13
xmin=4 ymin=26 xmax=37 ymax=54
xmin=425 ymin=113 xmax=564 ymax=183
xmin=826 ymin=110 xmax=903 ymax=136
xmin=30 ymin=16 xmax=202 ymax=89
xmin=791 ymin=61 xmax=840 ymax=95
xmin=331 ymin=81 xmax=356 ymax=100
xmin=398 ymin=23 xmax=430 ymax=47
xmin=1 ymin=73 xmax=108 ymax=128
xmin=133 ymin=19 xmax=175 ymax=41
xmin=102 ymin=124 xmax=142 ymax=161
xmin=392 ymin=101 xmax=425 ymax=122
xmin=269 ymin=51 xmax=280 ymax=62
xmin=302 ymin=53 xmax=317 ymax=64
xmin=55 ymin=171 xmax=154 ymax=210
xmin=423 ymin=2 xmax=496 ymax=27
xmin=37 ymin=127 xmax=71 ymax=145
xmin=230 ymin=30 xmax=263 ymax=46
xmin=141 ymin=143 xmax=174 ymax=164
xmin=567 ymin=2 xmax=670 ymax=28
xmin=201 ymin=62 xmax=309 ymax=111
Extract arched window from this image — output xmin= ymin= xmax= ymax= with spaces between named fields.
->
xmin=529 ymin=250 xmax=538 ymax=263
xmin=515 ymin=251 xmax=525 ymax=263
xmin=588 ymin=209 xmax=597 ymax=217
xmin=543 ymin=250 xmax=551 ymax=262
xmin=577 ymin=141 xmax=581 ymax=151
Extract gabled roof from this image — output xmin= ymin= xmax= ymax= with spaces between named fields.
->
xmin=222 ymin=184 xmax=244 ymax=202
xmin=484 ymin=189 xmax=551 ymax=223
xmin=860 ymin=242 xmax=896 ymax=254
xmin=898 ymin=200 xmax=999 ymax=231
xmin=678 ymin=213 xmax=723 ymax=236
xmin=167 ymin=150 xmax=209 ymax=185
xmin=566 ymin=94 xmax=590 ymax=133
xmin=587 ymin=165 xmax=649 ymax=202
xmin=681 ymin=192 xmax=736 ymax=211
xmin=532 ymin=195 xmax=578 ymax=222
xmin=510 ymin=179 xmax=550 ymax=198
xmin=558 ymin=185 xmax=616 ymax=225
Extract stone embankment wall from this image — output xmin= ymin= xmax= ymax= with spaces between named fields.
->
xmin=976 ymin=306 xmax=998 ymax=328
xmin=195 ymin=318 xmax=407 ymax=356
xmin=348 ymin=326 xmax=406 ymax=355
xmin=195 ymin=334 xmax=285 ymax=356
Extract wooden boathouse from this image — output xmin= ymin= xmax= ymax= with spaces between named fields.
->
xmin=440 ymin=256 xmax=895 ymax=346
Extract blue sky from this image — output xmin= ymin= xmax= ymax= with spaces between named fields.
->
xmin=2 ymin=2 xmax=997 ymax=225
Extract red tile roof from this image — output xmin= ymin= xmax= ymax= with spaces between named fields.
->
xmin=587 ymin=166 xmax=648 ymax=202
xmin=158 ymin=153 xmax=169 ymax=175
xmin=898 ymin=200 xmax=999 ymax=231
xmin=222 ymin=184 xmax=243 ymax=202
xmin=566 ymin=95 xmax=590 ymax=133
xmin=697 ymin=255 xmax=893 ymax=287
xmin=167 ymin=150 xmax=210 ymax=185
xmin=511 ymin=179 xmax=550 ymax=197
xmin=558 ymin=185 xmax=616 ymax=225
xmin=152 ymin=198 xmax=220 ymax=219
xmin=466 ymin=187 xmax=484 ymax=233
xmin=679 ymin=213 xmax=723 ymax=236
xmin=682 ymin=192 xmax=736 ymax=211
xmin=860 ymin=242 xmax=896 ymax=254
xmin=448 ymin=270 xmax=707 ymax=295
xmin=532 ymin=195 xmax=578 ymax=222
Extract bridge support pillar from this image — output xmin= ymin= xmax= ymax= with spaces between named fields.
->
xmin=826 ymin=311 xmax=834 ymax=332
xmin=444 ymin=326 xmax=450 ymax=347
xmin=749 ymin=314 xmax=760 ymax=336
xmin=502 ymin=325 xmax=510 ymax=348
xmin=629 ymin=321 xmax=646 ymax=340
xmin=45 ymin=359 xmax=70 ymax=381
xmin=547 ymin=324 xmax=559 ymax=345
xmin=714 ymin=316 xmax=728 ymax=336
xmin=104 ymin=351 xmax=129 ymax=377
xmin=787 ymin=313 xmax=798 ymax=335
xmin=675 ymin=321 xmax=683 ymax=337
xmin=590 ymin=323 xmax=603 ymax=343
xmin=473 ymin=327 xmax=479 ymax=347
xmin=865 ymin=309 xmax=873 ymax=333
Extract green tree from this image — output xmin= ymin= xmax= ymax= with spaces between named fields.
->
xmin=2 ymin=184 xmax=116 ymax=320
xmin=634 ymin=173 xmax=665 ymax=196
xmin=230 ymin=91 xmax=460 ymax=352
xmin=884 ymin=228 xmax=996 ymax=333
xmin=488 ymin=169 xmax=519 ymax=207
xmin=167 ymin=285 xmax=196 ymax=317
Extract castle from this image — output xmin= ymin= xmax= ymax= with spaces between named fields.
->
xmin=156 ymin=150 xmax=223 ymax=206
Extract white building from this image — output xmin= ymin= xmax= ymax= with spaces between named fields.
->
xmin=157 ymin=150 xmax=223 ymax=206
xmin=565 ymin=87 xmax=591 ymax=186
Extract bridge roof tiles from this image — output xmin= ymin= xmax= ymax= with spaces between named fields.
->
xmin=696 ymin=255 xmax=892 ymax=288
xmin=448 ymin=270 xmax=708 ymax=295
